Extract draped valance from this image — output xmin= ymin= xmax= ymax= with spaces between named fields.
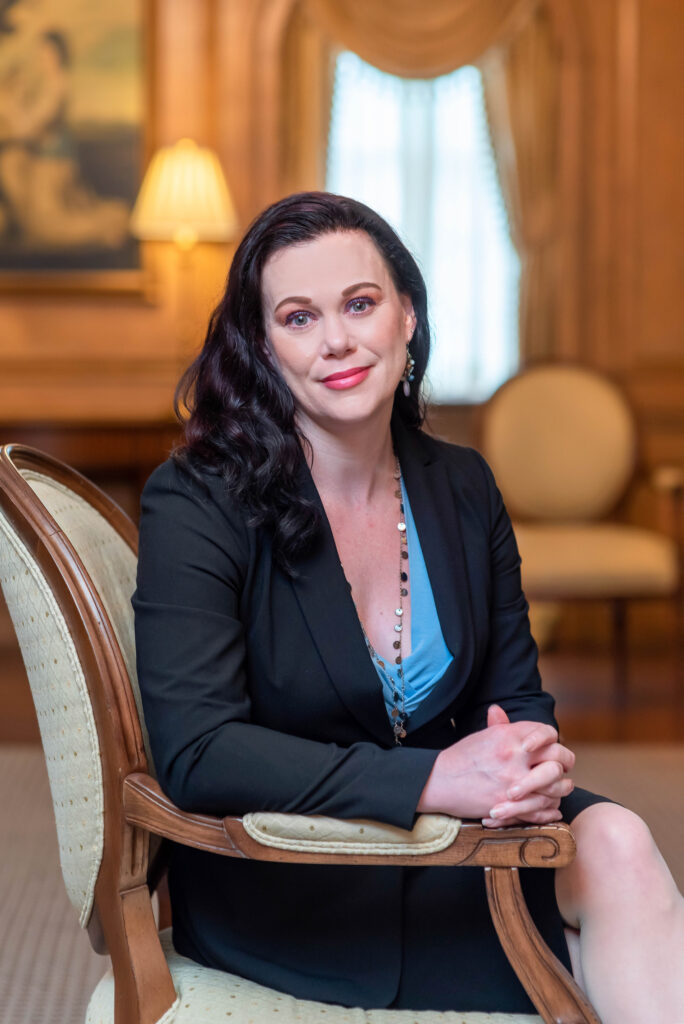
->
xmin=294 ymin=0 xmax=566 ymax=362
xmin=303 ymin=0 xmax=538 ymax=78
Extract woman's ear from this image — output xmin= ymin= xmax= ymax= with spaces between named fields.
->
xmin=401 ymin=296 xmax=417 ymax=340
xmin=406 ymin=308 xmax=417 ymax=341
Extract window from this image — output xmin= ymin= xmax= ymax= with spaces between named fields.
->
xmin=326 ymin=52 xmax=520 ymax=402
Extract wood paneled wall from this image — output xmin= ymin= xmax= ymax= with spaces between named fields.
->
xmin=0 ymin=0 xmax=681 ymax=431
xmin=0 ymin=0 xmax=682 ymax=651
xmin=577 ymin=0 xmax=684 ymax=465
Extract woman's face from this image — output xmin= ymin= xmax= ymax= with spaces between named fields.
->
xmin=261 ymin=230 xmax=415 ymax=437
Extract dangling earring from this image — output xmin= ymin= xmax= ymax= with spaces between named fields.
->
xmin=402 ymin=343 xmax=416 ymax=398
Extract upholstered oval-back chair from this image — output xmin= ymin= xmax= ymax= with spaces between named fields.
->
xmin=0 ymin=444 xmax=600 ymax=1024
xmin=479 ymin=363 xmax=683 ymax=718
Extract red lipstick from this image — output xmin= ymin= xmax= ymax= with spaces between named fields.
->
xmin=321 ymin=366 xmax=371 ymax=390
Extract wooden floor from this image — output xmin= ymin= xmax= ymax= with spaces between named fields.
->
xmin=539 ymin=648 xmax=683 ymax=743
xmin=540 ymin=643 xmax=684 ymax=741
xmin=1 ymin=638 xmax=682 ymax=744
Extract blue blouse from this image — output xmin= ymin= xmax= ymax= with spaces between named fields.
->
xmin=372 ymin=476 xmax=454 ymax=722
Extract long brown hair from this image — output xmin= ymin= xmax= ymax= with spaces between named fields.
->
xmin=173 ymin=191 xmax=431 ymax=571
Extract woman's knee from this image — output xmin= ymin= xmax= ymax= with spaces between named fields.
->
xmin=571 ymin=803 xmax=668 ymax=894
xmin=556 ymin=804 xmax=668 ymax=926
xmin=576 ymin=803 xmax=656 ymax=863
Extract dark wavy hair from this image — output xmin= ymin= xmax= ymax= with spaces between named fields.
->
xmin=172 ymin=191 xmax=431 ymax=571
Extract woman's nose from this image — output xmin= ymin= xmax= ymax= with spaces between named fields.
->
xmin=321 ymin=316 xmax=354 ymax=355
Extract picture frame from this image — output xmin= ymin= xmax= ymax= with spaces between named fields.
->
xmin=0 ymin=0 xmax=155 ymax=295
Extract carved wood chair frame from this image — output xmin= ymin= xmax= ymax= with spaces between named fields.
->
xmin=0 ymin=443 xmax=599 ymax=1024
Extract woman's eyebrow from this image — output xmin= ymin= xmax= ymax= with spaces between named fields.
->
xmin=342 ymin=281 xmax=381 ymax=296
xmin=273 ymin=295 xmax=311 ymax=313
xmin=273 ymin=281 xmax=381 ymax=314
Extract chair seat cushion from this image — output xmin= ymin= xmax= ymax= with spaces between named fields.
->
xmin=514 ymin=523 xmax=679 ymax=597
xmin=86 ymin=929 xmax=542 ymax=1024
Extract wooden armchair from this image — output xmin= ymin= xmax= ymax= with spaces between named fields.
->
xmin=0 ymin=444 xmax=599 ymax=1024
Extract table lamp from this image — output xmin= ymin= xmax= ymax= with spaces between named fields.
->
xmin=131 ymin=137 xmax=238 ymax=249
xmin=130 ymin=138 xmax=238 ymax=370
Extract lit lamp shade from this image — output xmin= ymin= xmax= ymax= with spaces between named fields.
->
xmin=130 ymin=138 xmax=238 ymax=249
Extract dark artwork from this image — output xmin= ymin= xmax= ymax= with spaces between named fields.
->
xmin=0 ymin=1 xmax=144 ymax=275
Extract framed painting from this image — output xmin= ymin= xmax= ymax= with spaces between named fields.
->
xmin=0 ymin=0 xmax=153 ymax=293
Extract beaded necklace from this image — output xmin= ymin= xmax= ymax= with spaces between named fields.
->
xmin=355 ymin=457 xmax=410 ymax=744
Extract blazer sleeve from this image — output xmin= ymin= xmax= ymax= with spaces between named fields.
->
xmin=458 ymin=449 xmax=558 ymax=736
xmin=132 ymin=460 xmax=438 ymax=829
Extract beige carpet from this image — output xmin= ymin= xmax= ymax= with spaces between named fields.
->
xmin=0 ymin=742 xmax=682 ymax=1024
xmin=0 ymin=746 xmax=105 ymax=1024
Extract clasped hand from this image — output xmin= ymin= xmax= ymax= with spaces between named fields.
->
xmin=417 ymin=704 xmax=575 ymax=827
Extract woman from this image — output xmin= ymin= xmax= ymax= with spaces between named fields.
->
xmin=133 ymin=192 xmax=684 ymax=1022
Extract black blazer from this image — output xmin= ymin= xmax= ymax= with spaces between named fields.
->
xmin=132 ymin=419 xmax=561 ymax=1010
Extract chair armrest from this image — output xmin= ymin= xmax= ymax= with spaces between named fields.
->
xmin=123 ymin=771 xmax=575 ymax=869
xmin=123 ymin=773 xmax=597 ymax=1022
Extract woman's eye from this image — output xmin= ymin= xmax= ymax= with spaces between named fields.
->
xmin=285 ymin=311 xmax=313 ymax=328
xmin=348 ymin=297 xmax=374 ymax=314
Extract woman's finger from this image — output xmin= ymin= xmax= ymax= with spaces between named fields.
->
xmin=489 ymin=792 xmax=559 ymax=820
xmin=515 ymin=807 xmax=564 ymax=825
xmin=481 ymin=806 xmax=563 ymax=828
xmin=536 ymin=777 xmax=575 ymax=799
xmin=487 ymin=704 xmax=510 ymax=728
xmin=529 ymin=741 xmax=575 ymax=773
xmin=520 ymin=723 xmax=558 ymax=753
xmin=506 ymin=760 xmax=565 ymax=801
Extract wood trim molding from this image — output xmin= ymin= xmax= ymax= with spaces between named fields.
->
xmin=615 ymin=0 xmax=641 ymax=370
xmin=253 ymin=0 xmax=300 ymax=207
xmin=546 ymin=0 xmax=585 ymax=362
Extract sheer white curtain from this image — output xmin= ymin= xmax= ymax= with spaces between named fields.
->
xmin=326 ymin=52 xmax=520 ymax=402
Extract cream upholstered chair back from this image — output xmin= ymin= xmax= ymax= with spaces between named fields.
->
xmin=0 ymin=495 xmax=105 ymax=926
xmin=480 ymin=364 xmax=637 ymax=522
xmin=18 ymin=468 xmax=154 ymax=771
xmin=0 ymin=445 xmax=150 ymax=931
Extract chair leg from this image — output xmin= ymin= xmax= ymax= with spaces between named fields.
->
xmin=485 ymin=866 xmax=600 ymax=1024
xmin=612 ymin=599 xmax=628 ymax=739
xmin=113 ymin=884 xmax=177 ymax=1024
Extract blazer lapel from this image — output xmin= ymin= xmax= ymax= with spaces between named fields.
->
xmin=394 ymin=420 xmax=476 ymax=714
xmin=288 ymin=421 xmax=477 ymax=744
xmin=289 ymin=464 xmax=395 ymax=746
